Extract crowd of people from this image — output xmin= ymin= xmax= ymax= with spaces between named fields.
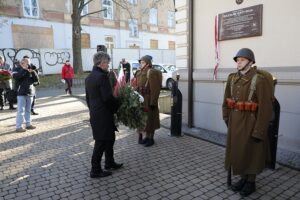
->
xmin=0 ymin=55 xmax=40 ymax=132
xmin=1 ymin=47 xmax=274 ymax=197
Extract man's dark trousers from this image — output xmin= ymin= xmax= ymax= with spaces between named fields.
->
xmin=91 ymin=135 xmax=115 ymax=170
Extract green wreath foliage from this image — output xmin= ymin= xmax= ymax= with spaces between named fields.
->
xmin=115 ymin=85 xmax=147 ymax=130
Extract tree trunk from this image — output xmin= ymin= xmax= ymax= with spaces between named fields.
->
xmin=71 ymin=1 xmax=83 ymax=74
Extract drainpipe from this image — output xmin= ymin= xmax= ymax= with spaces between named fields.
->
xmin=187 ymin=0 xmax=194 ymax=128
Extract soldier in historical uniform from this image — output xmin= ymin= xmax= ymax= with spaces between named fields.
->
xmin=0 ymin=55 xmax=15 ymax=110
xmin=222 ymin=48 xmax=273 ymax=197
xmin=135 ymin=55 xmax=162 ymax=147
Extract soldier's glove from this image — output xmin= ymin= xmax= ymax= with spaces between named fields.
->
xmin=149 ymin=105 xmax=156 ymax=110
xmin=251 ymin=136 xmax=262 ymax=143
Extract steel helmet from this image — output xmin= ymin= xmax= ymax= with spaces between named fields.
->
xmin=233 ymin=48 xmax=255 ymax=64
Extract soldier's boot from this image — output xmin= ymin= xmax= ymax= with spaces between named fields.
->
xmin=231 ymin=178 xmax=247 ymax=191
xmin=240 ymin=181 xmax=256 ymax=197
xmin=138 ymin=133 xmax=143 ymax=144
xmin=145 ymin=133 xmax=155 ymax=147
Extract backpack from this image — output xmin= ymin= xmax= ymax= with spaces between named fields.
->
xmin=249 ymin=67 xmax=275 ymax=101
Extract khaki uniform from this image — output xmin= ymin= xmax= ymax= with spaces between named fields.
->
xmin=222 ymin=67 xmax=272 ymax=175
xmin=136 ymin=67 xmax=162 ymax=133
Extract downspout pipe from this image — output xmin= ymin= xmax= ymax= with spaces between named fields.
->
xmin=188 ymin=0 xmax=194 ymax=128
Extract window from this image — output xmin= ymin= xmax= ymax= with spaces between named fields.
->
xmin=81 ymin=0 xmax=88 ymax=16
xmin=102 ymin=0 xmax=113 ymax=20
xmin=150 ymin=39 xmax=158 ymax=49
xmin=81 ymin=33 xmax=91 ymax=48
xmin=105 ymin=36 xmax=115 ymax=49
xmin=128 ymin=0 xmax=137 ymax=5
xmin=168 ymin=41 xmax=175 ymax=49
xmin=149 ymin=8 xmax=157 ymax=25
xmin=168 ymin=11 xmax=175 ymax=27
xmin=129 ymin=19 xmax=138 ymax=37
xmin=23 ymin=0 xmax=39 ymax=18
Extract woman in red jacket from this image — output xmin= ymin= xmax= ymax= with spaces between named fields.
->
xmin=61 ymin=60 xmax=74 ymax=95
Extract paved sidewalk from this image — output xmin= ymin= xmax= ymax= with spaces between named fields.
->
xmin=0 ymin=93 xmax=299 ymax=200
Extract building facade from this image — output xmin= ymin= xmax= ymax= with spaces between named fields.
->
xmin=175 ymin=0 xmax=300 ymax=161
xmin=0 ymin=0 xmax=176 ymax=50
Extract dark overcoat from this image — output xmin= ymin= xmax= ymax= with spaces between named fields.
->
xmin=222 ymin=67 xmax=273 ymax=175
xmin=85 ymin=66 xmax=119 ymax=141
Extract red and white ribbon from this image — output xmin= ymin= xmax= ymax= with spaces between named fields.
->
xmin=213 ymin=15 xmax=220 ymax=80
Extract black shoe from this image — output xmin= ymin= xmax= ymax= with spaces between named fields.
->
xmin=240 ymin=182 xmax=256 ymax=197
xmin=105 ymin=163 xmax=123 ymax=170
xmin=140 ymin=138 xmax=148 ymax=145
xmin=90 ymin=169 xmax=112 ymax=178
xmin=0 ymin=106 xmax=3 ymax=110
xmin=144 ymin=139 xmax=154 ymax=147
xmin=231 ymin=179 xmax=246 ymax=191
xmin=138 ymin=134 xmax=143 ymax=144
xmin=9 ymin=106 xmax=16 ymax=110
xmin=31 ymin=110 xmax=39 ymax=115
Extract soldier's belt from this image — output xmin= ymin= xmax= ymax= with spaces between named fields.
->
xmin=226 ymin=98 xmax=258 ymax=111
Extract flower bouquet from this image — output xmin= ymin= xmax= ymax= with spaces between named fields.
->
xmin=114 ymin=82 xmax=147 ymax=130
xmin=0 ymin=70 xmax=12 ymax=81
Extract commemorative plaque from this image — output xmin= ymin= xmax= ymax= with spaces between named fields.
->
xmin=218 ymin=4 xmax=263 ymax=41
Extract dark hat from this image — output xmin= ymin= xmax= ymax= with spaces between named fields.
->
xmin=138 ymin=55 xmax=153 ymax=64
xmin=233 ymin=48 xmax=255 ymax=64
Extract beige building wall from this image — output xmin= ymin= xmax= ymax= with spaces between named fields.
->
xmin=175 ymin=0 xmax=300 ymax=153
xmin=193 ymin=0 xmax=300 ymax=70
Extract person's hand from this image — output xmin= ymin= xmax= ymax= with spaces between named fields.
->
xmin=149 ymin=105 xmax=156 ymax=110
xmin=28 ymin=69 xmax=33 ymax=73
xmin=252 ymin=136 xmax=261 ymax=143
xmin=224 ymin=120 xmax=228 ymax=127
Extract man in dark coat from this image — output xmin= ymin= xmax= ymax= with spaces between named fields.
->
xmin=85 ymin=51 xmax=123 ymax=178
xmin=23 ymin=55 xmax=39 ymax=115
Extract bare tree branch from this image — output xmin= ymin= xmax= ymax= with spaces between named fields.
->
xmin=80 ymin=8 xmax=107 ymax=19
xmin=83 ymin=0 xmax=94 ymax=7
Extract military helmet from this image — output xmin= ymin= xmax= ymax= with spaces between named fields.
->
xmin=139 ymin=55 xmax=153 ymax=67
xmin=233 ymin=48 xmax=255 ymax=64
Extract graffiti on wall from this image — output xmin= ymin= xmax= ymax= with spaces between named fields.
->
xmin=0 ymin=48 xmax=42 ymax=72
xmin=0 ymin=48 xmax=72 ymax=74
xmin=44 ymin=51 xmax=70 ymax=66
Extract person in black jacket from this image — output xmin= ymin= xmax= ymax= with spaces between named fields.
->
xmin=85 ymin=51 xmax=123 ymax=178
xmin=23 ymin=55 xmax=39 ymax=115
xmin=13 ymin=58 xmax=39 ymax=132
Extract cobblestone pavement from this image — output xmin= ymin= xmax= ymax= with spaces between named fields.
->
xmin=0 ymin=94 xmax=299 ymax=200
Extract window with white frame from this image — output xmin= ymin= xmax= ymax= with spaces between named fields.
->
xmin=168 ymin=11 xmax=175 ymax=27
xmin=149 ymin=8 xmax=157 ymax=25
xmin=102 ymin=0 xmax=113 ymax=20
xmin=81 ymin=0 xmax=88 ymax=16
xmin=128 ymin=0 xmax=137 ymax=5
xmin=128 ymin=19 xmax=138 ymax=37
xmin=23 ymin=0 xmax=39 ymax=18
xmin=105 ymin=36 xmax=115 ymax=49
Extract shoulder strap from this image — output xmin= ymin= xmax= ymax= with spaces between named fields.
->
xmin=145 ymin=69 xmax=151 ymax=87
xmin=248 ymin=74 xmax=258 ymax=101
xmin=230 ymin=75 xmax=235 ymax=96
